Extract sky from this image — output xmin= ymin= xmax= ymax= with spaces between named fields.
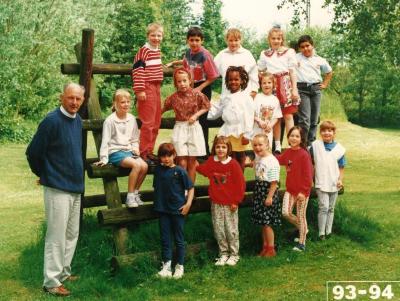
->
xmin=191 ymin=0 xmax=334 ymax=37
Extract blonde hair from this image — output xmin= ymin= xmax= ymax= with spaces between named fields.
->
xmin=320 ymin=120 xmax=337 ymax=132
xmin=252 ymin=133 xmax=271 ymax=151
xmin=147 ymin=23 xmax=163 ymax=35
xmin=112 ymin=89 xmax=131 ymax=112
xmin=267 ymin=27 xmax=285 ymax=46
xmin=225 ymin=28 xmax=241 ymax=40
xmin=259 ymin=71 xmax=276 ymax=89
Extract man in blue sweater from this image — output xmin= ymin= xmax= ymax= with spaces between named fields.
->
xmin=26 ymin=83 xmax=85 ymax=297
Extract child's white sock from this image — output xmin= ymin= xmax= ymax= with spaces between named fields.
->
xmin=274 ymin=141 xmax=282 ymax=152
xmin=127 ymin=192 xmax=135 ymax=199
xmin=134 ymin=190 xmax=139 ymax=195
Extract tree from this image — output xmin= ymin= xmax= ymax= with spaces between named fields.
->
xmin=200 ymin=0 xmax=226 ymax=55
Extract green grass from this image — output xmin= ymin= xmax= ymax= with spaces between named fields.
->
xmin=1 ymin=93 xmax=400 ymax=300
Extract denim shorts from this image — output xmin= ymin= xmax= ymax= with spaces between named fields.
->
xmin=109 ymin=151 xmax=138 ymax=166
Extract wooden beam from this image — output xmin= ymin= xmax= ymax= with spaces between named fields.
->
xmin=83 ymin=182 xmax=256 ymax=208
xmin=78 ymin=29 xmax=94 ymax=118
xmin=97 ymin=193 xmax=258 ymax=226
xmin=61 ymin=63 xmax=175 ymax=76
xmin=82 ymin=117 xmax=224 ymax=131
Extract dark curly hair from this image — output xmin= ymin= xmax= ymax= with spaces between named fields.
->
xmin=224 ymin=66 xmax=249 ymax=91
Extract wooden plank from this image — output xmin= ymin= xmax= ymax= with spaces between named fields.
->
xmin=82 ymin=117 xmax=224 ymax=131
xmin=61 ymin=63 xmax=174 ymax=76
xmin=83 ymin=182 xmax=256 ymax=208
xmin=96 ymin=187 xmax=343 ymax=226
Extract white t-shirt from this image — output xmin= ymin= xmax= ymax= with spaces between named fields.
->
xmin=254 ymin=154 xmax=280 ymax=182
xmin=253 ymin=93 xmax=282 ymax=147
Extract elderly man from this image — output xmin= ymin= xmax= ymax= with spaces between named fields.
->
xmin=26 ymin=83 xmax=85 ymax=296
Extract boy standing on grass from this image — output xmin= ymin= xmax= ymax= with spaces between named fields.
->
xmin=132 ymin=23 xmax=164 ymax=164
xmin=310 ymin=120 xmax=345 ymax=240
xmin=182 ymin=26 xmax=219 ymax=156
xmin=26 ymin=83 xmax=85 ymax=297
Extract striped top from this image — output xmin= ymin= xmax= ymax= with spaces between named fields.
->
xmin=132 ymin=43 xmax=163 ymax=92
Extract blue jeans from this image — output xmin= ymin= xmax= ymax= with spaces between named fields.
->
xmin=159 ymin=213 xmax=185 ymax=265
xmin=297 ymin=84 xmax=322 ymax=144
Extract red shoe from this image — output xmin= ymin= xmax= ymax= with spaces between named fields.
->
xmin=258 ymin=245 xmax=268 ymax=256
xmin=263 ymin=246 xmax=276 ymax=257
xmin=43 ymin=285 xmax=71 ymax=296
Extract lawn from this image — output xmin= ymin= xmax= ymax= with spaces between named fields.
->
xmin=1 ymin=92 xmax=399 ymax=301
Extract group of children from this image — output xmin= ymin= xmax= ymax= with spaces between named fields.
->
xmin=95 ymin=22 xmax=345 ymax=279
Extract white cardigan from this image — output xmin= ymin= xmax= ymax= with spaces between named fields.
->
xmin=207 ymin=90 xmax=254 ymax=139
xmin=312 ymin=140 xmax=345 ymax=192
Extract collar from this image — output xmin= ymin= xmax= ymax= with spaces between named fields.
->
xmin=213 ymin=156 xmax=232 ymax=164
xmin=177 ymin=87 xmax=193 ymax=96
xmin=190 ymin=46 xmax=204 ymax=55
xmin=264 ymin=47 xmax=289 ymax=57
xmin=111 ymin=111 xmax=133 ymax=123
xmin=60 ymin=106 xmax=76 ymax=118
xmin=145 ymin=42 xmax=159 ymax=50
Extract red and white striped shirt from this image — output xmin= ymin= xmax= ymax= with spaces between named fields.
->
xmin=132 ymin=43 xmax=163 ymax=92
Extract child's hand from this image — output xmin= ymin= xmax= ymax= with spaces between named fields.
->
xmin=241 ymin=136 xmax=249 ymax=145
xmin=291 ymin=89 xmax=300 ymax=101
xmin=193 ymin=87 xmax=203 ymax=93
xmin=250 ymin=91 xmax=257 ymax=99
xmin=93 ymin=161 xmax=106 ymax=167
xmin=337 ymin=180 xmax=343 ymax=189
xmin=136 ymin=91 xmax=146 ymax=101
xmin=188 ymin=114 xmax=197 ymax=124
xmin=230 ymin=204 xmax=238 ymax=212
xmin=180 ymin=203 xmax=191 ymax=215
xmin=296 ymin=193 xmax=306 ymax=202
xmin=264 ymin=123 xmax=272 ymax=133
xmin=244 ymin=156 xmax=253 ymax=168
xmin=320 ymin=82 xmax=328 ymax=89
xmin=264 ymin=198 xmax=272 ymax=206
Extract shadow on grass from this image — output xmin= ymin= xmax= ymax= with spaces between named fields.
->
xmin=15 ymin=193 xmax=385 ymax=298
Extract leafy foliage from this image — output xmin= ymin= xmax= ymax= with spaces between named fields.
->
xmin=278 ymin=0 xmax=400 ymax=127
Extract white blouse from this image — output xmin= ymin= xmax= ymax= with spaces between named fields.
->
xmin=99 ymin=112 xmax=140 ymax=164
xmin=257 ymin=48 xmax=297 ymax=74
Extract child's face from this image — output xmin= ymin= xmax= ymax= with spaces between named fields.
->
xmin=288 ymin=129 xmax=302 ymax=148
xmin=160 ymin=154 xmax=175 ymax=167
xmin=320 ymin=128 xmax=335 ymax=143
xmin=252 ymin=137 xmax=269 ymax=156
xmin=268 ymin=32 xmax=283 ymax=50
xmin=114 ymin=95 xmax=131 ymax=114
xmin=214 ymin=143 xmax=228 ymax=161
xmin=299 ymin=41 xmax=314 ymax=58
xmin=227 ymin=71 xmax=242 ymax=93
xmin=187 ymin=36 xmax=203 ymax=52
xmin=175 ymin=72 xmax=191 ymax=92
xmin=147 ymin=30 xmax=163 ymax=48
xmin=261 ymin=77 xmax=274 ymax=95
xmin=226 ymin=36 xmax=241 ymax=52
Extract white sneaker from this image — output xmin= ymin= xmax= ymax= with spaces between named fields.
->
xmin=225 ymin=256 xmax=239 ymax=266
xmin=135 ymin=193 xmax=144 ymax=205
xmin=173 ymin=264 xmax=184 ymax=279
xmin=157 ymin=261 xmax=172 ymax=278
xmin=215 ymin=255 xmax=229 ymax=266
xmin=126 ymin=196 xmax=138 ymax=208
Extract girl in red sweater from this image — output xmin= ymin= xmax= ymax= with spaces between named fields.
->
xmin=276 ymin=126 xmax=313 ymax=252
xmin=196 ymin=136 xmax=246 ymax=266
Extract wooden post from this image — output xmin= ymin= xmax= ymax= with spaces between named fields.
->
xmin=78 ymin=28 xmax=94 ymax=117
